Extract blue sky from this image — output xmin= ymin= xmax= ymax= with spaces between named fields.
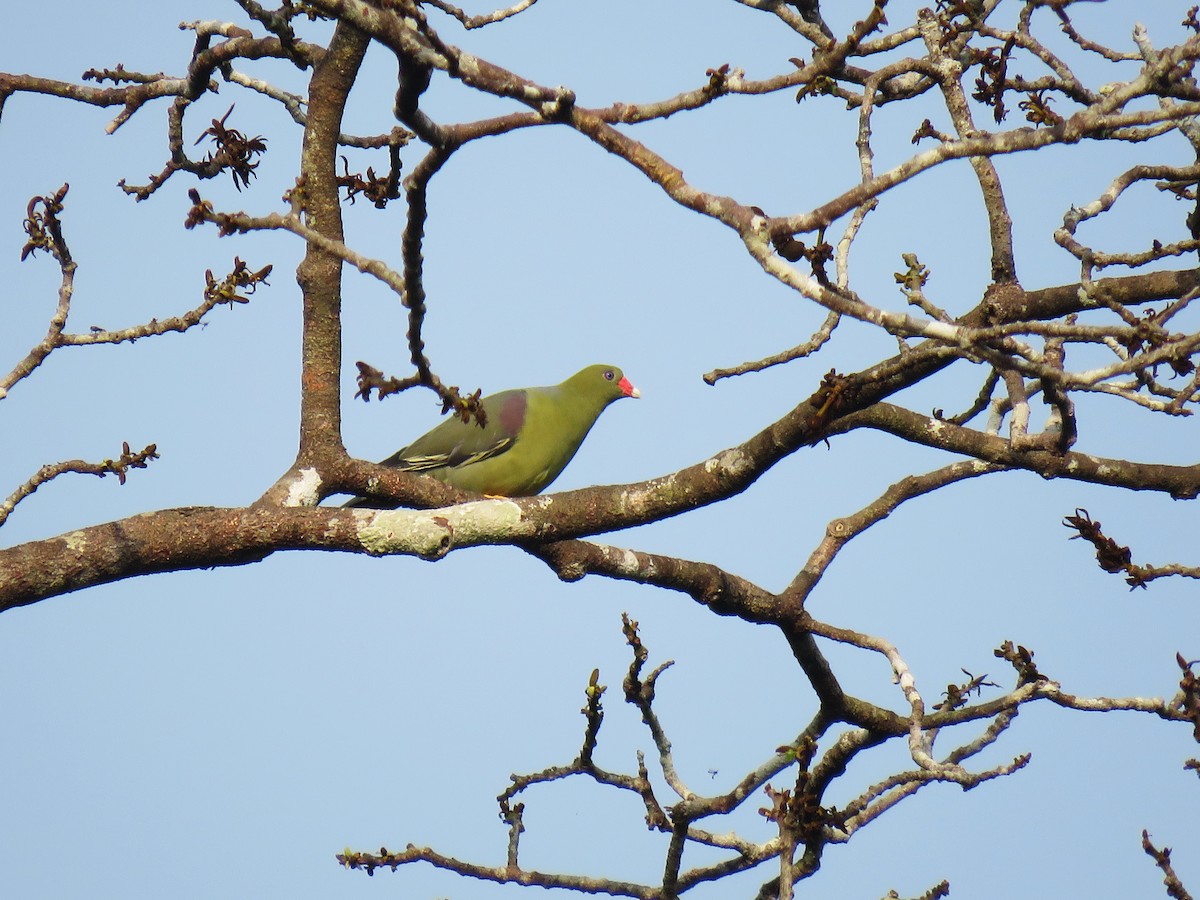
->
xmin=2 ymin=2 xmax=1199 ymax=897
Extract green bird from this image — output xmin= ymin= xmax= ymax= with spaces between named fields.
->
xmin=347 ymin=364 xmax=640 ymax=505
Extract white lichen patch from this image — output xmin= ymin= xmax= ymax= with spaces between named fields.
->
xmin=64 ymin=530 xmax=90 ymax=553
xmin=704 ymin=448 xmax=752 ymax=479
xmin=456 ymin=52 xmax=481 ymax=78
xmin=356 ymin=499 xmax=526 ymax=559
xmin=285 ymin=468 xmax=323 ymax=507
xmin=618 ymin=475 xmax=676 ymax=518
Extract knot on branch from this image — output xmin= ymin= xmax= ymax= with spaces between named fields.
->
xmin=538 ymin=86 xmax=576 ymax=119
xmin=979 ymin=281 xmax=1028 ymax=324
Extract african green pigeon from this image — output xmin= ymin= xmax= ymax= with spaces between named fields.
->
xmin=346 ymin=364 xmax=640 ymax=505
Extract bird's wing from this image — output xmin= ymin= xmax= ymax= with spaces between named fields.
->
xmin=383 ymin=389 xmax=526 ymax=472
xmin=393 ymin=435 xmax=516 ymax=471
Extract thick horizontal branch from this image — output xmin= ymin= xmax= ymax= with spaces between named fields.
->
xmin=0 ymin=503 xmax=561 ymax=611
xmin=3 ymin=413 xmax=817 ymax=607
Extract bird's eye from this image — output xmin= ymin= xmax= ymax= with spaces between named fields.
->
xmin=603 ymin=370 xmax=614 ymax=380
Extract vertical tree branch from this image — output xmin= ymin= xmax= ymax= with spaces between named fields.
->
xmin=403 ymin=147 xmax=450 ymax=386
xmin=919 ymin=12 xmax=1018 ymax=285
xmin=295 ymin=21 xmax=369 ymax=460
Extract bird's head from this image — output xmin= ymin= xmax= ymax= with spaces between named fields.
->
xmin=572 ymin=364 xmax=641 ymax=403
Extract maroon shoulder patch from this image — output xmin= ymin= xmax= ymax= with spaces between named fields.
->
xmin=498 ymin=391 xmax=527 ymax=438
